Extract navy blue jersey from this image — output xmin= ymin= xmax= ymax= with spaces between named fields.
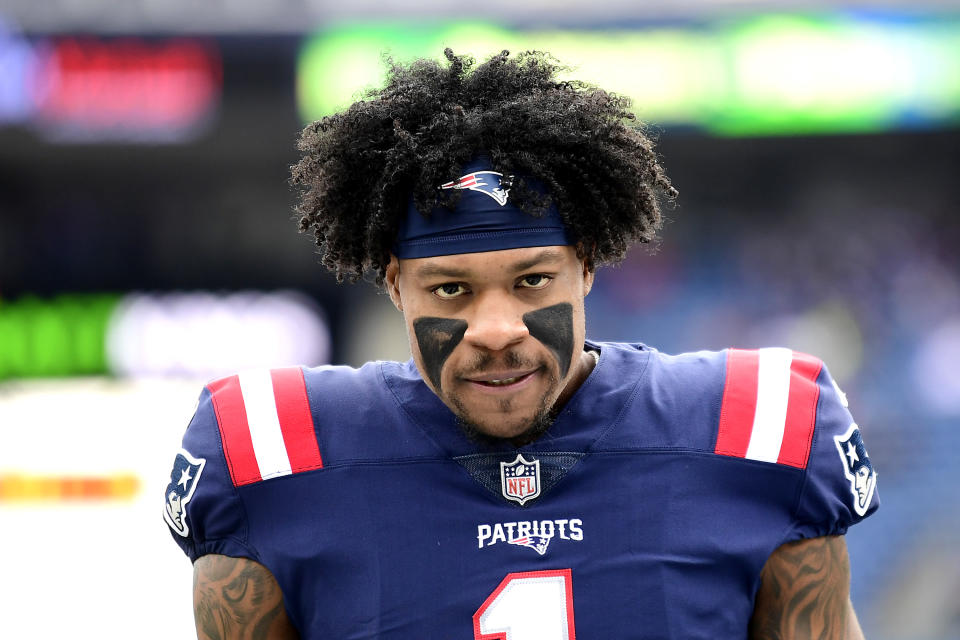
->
xmin=164 ymin=341 xmax=878 ymax=639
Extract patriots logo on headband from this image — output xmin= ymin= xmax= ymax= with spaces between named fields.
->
xmin=393 ymin=156 xmax=571 ymax=259
xmin=439 ymin=171 xmax=511 ymax=206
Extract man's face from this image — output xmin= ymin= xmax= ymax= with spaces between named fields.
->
xmin=166 ymin=491 xmax=183 ymax=525
xmin=386 ymin=245 xmax=594 ymax=442
xmin=854 ymin=466 xmax=871 ymax=506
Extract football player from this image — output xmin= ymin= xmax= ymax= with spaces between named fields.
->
xmin=166 ymin=49 xmax=878 ymax=639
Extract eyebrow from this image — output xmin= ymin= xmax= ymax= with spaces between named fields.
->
xmin=510 ymin=247 xmax=566 ymax=272
xmin=412 ymin=247 xmax=567 ymax=280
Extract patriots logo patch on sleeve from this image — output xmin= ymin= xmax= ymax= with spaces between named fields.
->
xmin=834 ymin=424 xmax=877 ymax=517
xmin=163 ymin=449 xmax=206 ymax=537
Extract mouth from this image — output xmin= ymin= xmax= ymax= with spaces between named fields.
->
xmin=463 ymin=368 xmax=539 ymax=390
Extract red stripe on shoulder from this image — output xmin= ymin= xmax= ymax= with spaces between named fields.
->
xmin=715 ymin=349 xmax=760 ymax=458
xmin=206 ymin=375 xmax=261 ymax=486
xmin=776 ymin=352 xmax=823 ymax=469
xmin=270 ymin=367 xmax=323 ymax=473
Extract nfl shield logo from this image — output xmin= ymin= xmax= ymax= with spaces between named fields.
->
xmin=500 ymin=454 xmax=541 ymax=505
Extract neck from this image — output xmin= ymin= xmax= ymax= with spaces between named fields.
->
xmin=554 ymin=347 xmax=598 ymax=412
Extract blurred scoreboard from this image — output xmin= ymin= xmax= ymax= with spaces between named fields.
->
xmin=0 ymin=33 xmax=221 ymax=142
xmin=297 ymin=15 xmax=960 ymax=135
xmin=2 ymin=12 xmax=960 ymax=144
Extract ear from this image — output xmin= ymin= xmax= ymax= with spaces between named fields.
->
xmin=575 ymin=241 xmax=596 ymax=297
xmin=582 ymin=257 xmax=595 ymax=297
xmin=385 ymin=255 xmax=404 ymax=311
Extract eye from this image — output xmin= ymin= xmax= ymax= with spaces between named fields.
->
xmin=432 ymin=282 xmax=469 ymax=299
xmin=517 ymin=274 xmax=552 ymax=289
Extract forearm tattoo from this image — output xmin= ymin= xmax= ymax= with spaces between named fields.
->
xmin=193 ymin=555 xmax=298 ymax=640
xmin=749 ymin=535 xmax=857 ymax=640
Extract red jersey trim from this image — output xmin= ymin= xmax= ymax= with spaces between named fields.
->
xmin=777 ymin=353 xmax=822 ymax=468
xmin=714 ymin=348 xmax=823 ymax=469
xmin=271 ymin=367 xmax=324 ymax=474
xmin=207 ymin=375 xmax=261 ymax=486
xmin=206 ymin=367 xmax=323 ymax=487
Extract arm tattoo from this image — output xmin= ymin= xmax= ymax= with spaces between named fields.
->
xmin=749 ymin=535 xmax=864 ymax=640
xmin=193 ymin=555 xmax=299 ymax=640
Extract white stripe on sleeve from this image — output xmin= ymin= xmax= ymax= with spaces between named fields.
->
xmin=237 ymin=369 xmax=293 ymax=480
xmin=745 ymin=347 xmax=793 ymax=463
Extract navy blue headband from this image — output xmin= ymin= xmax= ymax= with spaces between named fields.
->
xmin=392 ymin=157 xmax=572 ymax=259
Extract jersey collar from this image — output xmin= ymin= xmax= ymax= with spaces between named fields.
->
xmin=382 ymin=340 xmax=652 ymax=458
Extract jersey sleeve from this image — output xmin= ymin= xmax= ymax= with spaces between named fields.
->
xmin=791 ymin=361 xmax=879 ymax=540
xmin=162 ymin=385 xmax=259 ymax=563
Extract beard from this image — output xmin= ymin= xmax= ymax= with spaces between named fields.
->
xmin=453 ymin=401 xmax=556 ymax=446
xmin=446 ymin=349 xmax=560 ymax=446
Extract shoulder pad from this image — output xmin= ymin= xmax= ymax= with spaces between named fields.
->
xmin=714 ymin=348 xmax=822 ymax=468
xmin=207 ymin=367 xmax=323 ymax=487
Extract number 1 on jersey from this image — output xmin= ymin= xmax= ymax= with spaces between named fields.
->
xmin=473 ymin=569 xmax=576 ymax=640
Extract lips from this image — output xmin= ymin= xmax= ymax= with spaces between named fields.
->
xmin=465 ymin=369 xmax=539 ymax=388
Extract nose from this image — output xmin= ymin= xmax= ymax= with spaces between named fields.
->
xmin=462 ymin=294 xmax=529 ymax=352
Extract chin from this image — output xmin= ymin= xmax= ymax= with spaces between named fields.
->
xmin=477 ymin=419 xmax=535 ymax=439
xmin=452 ymin=401 xmax=555 ymax=445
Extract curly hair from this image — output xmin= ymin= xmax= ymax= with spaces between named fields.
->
xmin=290 ymin=48 xmax=677 ymax=285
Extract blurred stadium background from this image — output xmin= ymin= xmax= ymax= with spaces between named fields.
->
xmin=1 ymin=1 xmax=959 ymax=637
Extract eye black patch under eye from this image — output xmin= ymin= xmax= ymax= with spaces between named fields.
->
xmin=523 ymin=303 xmax=574 ymax=379
xmin=413 ymin=317 xmax=468 ymax=391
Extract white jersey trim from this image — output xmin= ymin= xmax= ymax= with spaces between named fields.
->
xmin=237 ymin=369 xmax=293 ymax=480
xmin=745 ymin=347 xmax=793 ymax=463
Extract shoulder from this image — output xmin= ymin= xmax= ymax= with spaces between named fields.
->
xmin=591 ymin=340 xmax=729 ymax=392
xmin=595 ymin=342 xmax=832 ymax=467
xmin=201 ymin=361 xmax=436 ymax=478
xmin=200 ymin=365 xmax=337 ymax=486
xmin=712 ymin=347 xmax=824 ymax=468
xmin=163 ymin=360 xmax=425 ymax=557
xmin=205 ymin=361 xmax=384 ymax=415
xmin=597 ymin=341 xmax=878 ymax=532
